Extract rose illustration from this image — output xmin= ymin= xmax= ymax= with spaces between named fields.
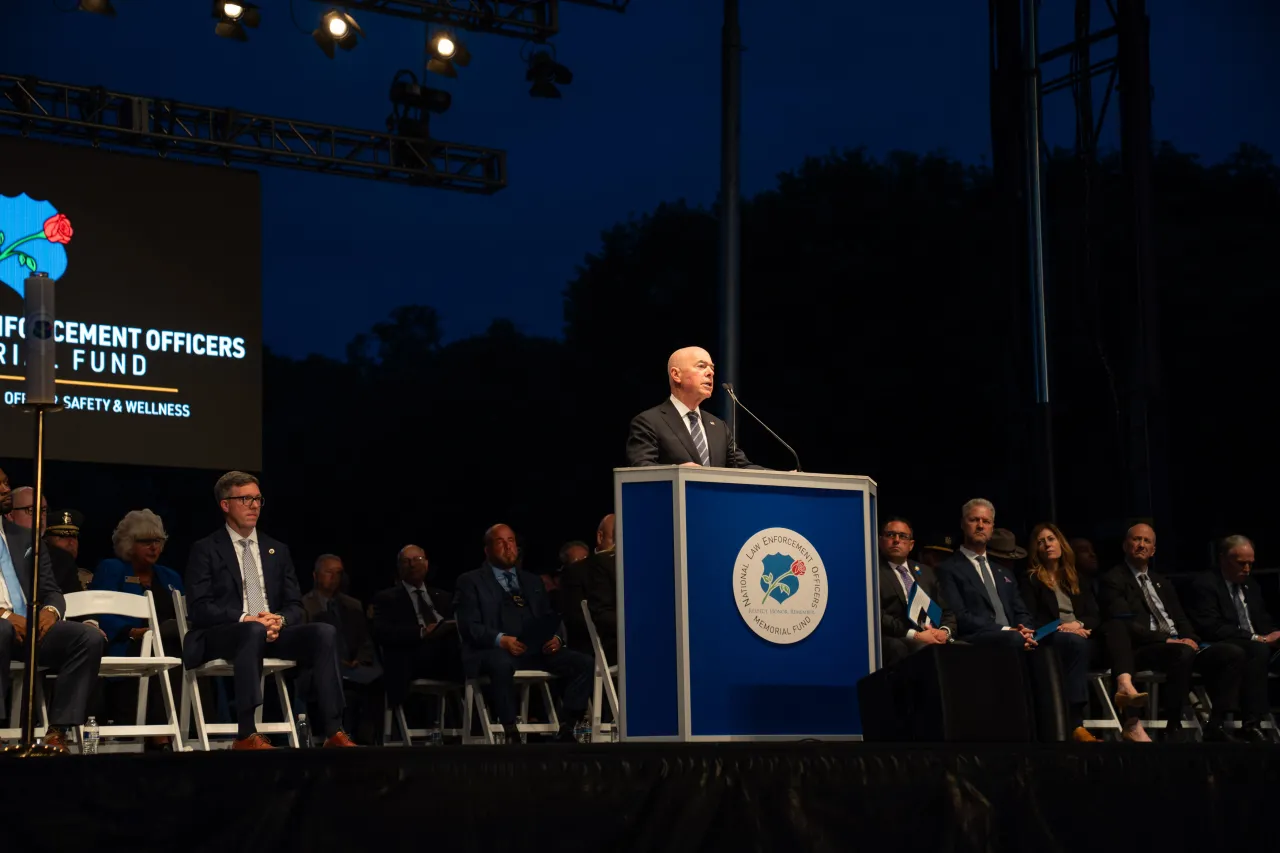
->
xmin=791 ymin=560 xmax=806 ymax=576
xmin=760 ymin=553 xmax=805 ymax=605
xmin=42 ymin=213 xmax=74 ymax=244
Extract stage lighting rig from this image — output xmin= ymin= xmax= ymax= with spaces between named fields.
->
xmin=387 ymin=69 xmax=451 ymax=140
xmin=524 ymin=46 xmax=572 ymax=99
xmin=426 ymin=29 xmax=471 ymax=78
xmin=78 ymin=0 xmax=115 ymax=14
xmin=213 ymin=1 xmax=261 ymax=41
xmin=313 ymin=8 xmax=365 ymax=58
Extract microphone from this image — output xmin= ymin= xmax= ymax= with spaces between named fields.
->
xmin=721 ymin=382 xmax=802 ymax=472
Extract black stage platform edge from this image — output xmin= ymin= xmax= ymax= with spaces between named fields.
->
xmin=4 ymin=742 xmax=1279 ymax=852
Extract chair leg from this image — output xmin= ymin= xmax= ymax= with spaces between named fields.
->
xmin=589 ymin=674 xmax=604 ymax=743
xmin=434 ymin=693 xmax=446 ymax=741
xmin=540 ymin=681 xmax=559 ymax=730
xmin=159 ymin=667 xmax=185 ymax=752
xmin=397 ymin=705 xmax=413 ymax=747
xmin=275 ymin=673 xmax=300 ymax=748
xmin=186 ymin=672 xmax=211 ymax=752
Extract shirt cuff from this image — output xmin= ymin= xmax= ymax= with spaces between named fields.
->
xmin=905 ymin=628 xmax=918 ymax=640
xmin=239 ymin=612 xmax=250 ymax=622
xmin=494 ymin=633 xmax=504 ymax=648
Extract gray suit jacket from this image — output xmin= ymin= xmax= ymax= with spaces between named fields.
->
xmin=2 ymin=518 xmax=64 ymax=616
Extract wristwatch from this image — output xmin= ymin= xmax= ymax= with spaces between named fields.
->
xmin=42 ymin=605 xmax=61 ymax=620
xmin=0 ymin=609 xmax=10 ymax=621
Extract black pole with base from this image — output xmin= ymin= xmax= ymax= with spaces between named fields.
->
xmin=4 ymin=271 xmax=63 ymax=758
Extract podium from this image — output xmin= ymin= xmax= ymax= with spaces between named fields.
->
xmin=614 ymin=465 xmax=879 ymax=742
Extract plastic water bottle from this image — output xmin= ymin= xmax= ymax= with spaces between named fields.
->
xmin=428 ymin=727 xmax=443 ymax=747
xmin=609 ymin=725 xmax=620 ymax=744
xmin=515 ymin=715 xmax=527 ymax=744
xmin=82 ymin=716 xmax=100 ymax=755
xmin=492 ymin=727 xmax=505 ymax=745
xmin=296 ymin=714 xmax=310 ymax=749
xmin=574 ymin=717 xmax=591 ymax=744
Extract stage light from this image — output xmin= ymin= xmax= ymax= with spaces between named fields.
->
xmin=387 ymin=69 xmax=451 ymax=141
xmin=213 ymin=1 xmax=260 ymax=42
xmin=426 ymin=30 xmax=471 ymax=79
xmin=77 ymin=0 xmax=116 ymax=14
xmin=525 ymin=49 xmax=573 ymax=99
xmin=313 ymin=9 xmax=364 ymax=59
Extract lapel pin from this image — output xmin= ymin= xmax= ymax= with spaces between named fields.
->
xmin=268 ymin=548 xmax=276 ymax=555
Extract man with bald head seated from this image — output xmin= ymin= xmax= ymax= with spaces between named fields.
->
xmin=626 ymin=346 xmax=763 ymax=468
xmin=372 ymin=545 xmax=461 ymax=711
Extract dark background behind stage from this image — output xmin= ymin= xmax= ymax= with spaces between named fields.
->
xmin=0 ymin=136 xmax=262 ymax=471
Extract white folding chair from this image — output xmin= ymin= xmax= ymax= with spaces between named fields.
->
xmin=64 ymin=590 xmax=185 ymax=753
xmin=463 ymin=670 xmax=559 ymax=744
xmin=173 ymin=591 xmax=300 ymax=750
xmin=382 ymin=678 xmax=465 ymax=746
xmin=1 ymin=662 xmax=50 ymax=741
xmin=580 ymin=600 xmax=619 ymax=743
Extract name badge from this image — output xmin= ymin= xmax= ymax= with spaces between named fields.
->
xmin=125 ymin=576 xmax=140 ymax=584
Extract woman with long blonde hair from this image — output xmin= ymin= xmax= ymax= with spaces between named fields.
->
xmin=1023 ymin=522 xmax=1151 ymax=742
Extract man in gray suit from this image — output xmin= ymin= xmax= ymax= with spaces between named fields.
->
xmin=0 ymin=467 xmax=105 ymax=752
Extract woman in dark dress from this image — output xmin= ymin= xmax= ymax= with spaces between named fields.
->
xmin=1023 ymin=522 xmax=1151 ymax=742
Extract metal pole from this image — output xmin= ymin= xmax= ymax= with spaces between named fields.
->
xmin=20 ymin=405 xmax=47 ymax=750
xmin=1023 ymin=0 xmax=1056 ymax=522
xmin=718 ymin=0 xmax=741 ymax=394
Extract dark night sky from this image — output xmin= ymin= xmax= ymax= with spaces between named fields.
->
xmin=6 ymin=1 xmax=1277 ymax=359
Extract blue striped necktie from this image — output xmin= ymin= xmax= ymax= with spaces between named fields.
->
xmin=687 ymin=411 xmax=711 ymax=466
xmin=0 ymin=535 xmax=26 ymax=618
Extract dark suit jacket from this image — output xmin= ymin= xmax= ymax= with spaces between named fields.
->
xmin=625 ymin=400 xmax=762 ymax=468
xmin=90 ymin=558 xmax=185 ymax=657
xmin=936 ymin=550 xmax=1033 ymax=643
xmin=1019 ymin=572 xmax=1101 ymax=631
xmin=1185 ymin=570 xmax=1275 ymax=642
xmin=454 ymin=564 xmax=563 ymax=678
xmin=878 ymin=557 xmax=957 ymax=638
xmin=303 ymin=590 xmax=377 ymax=665
xmin=1 ymin=518 xmax=62 ymax=616
xmin=1098 ymin=563 xmax=1199 ymax=645
xmin=562 ymin=550 xmax=617 ymax=660
xmin=371 ymin=583 xmax=458 ymax=702
xmin=182 ymin=526 xmax=303 ymax=668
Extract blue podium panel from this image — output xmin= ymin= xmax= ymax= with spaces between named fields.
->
xmin=616 ymin=467 xmax=878 ymax=743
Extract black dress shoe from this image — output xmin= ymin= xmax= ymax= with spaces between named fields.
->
xmin=503 ymin=724 xmax=522 ymax=745
xmin=1238 ymin=722 xmax=1270 ymax=744
xmin=1201 ymin=722 xmax=1240 ymax=743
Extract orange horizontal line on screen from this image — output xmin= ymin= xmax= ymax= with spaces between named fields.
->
xmin=0 ymin=375 xmax=180 ymax=394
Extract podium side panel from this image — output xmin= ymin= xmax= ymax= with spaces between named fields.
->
xmin=618 ymin=480 xmax=680 ymax=738
xmin=684 ymin=482 xmax=871 ymax=738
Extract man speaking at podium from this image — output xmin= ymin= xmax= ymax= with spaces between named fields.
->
xmin=626 ymin=346 xmax=762 ymax=469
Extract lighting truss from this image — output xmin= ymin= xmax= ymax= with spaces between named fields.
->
xmin=309 ymin=0 xmax=628 ymax=42
xmin=0 ymin=73 xmax=506 ymax=193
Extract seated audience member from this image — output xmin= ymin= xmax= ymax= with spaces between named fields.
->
xmin=917 ymin=532 xmax=955 ymax=572
xmin=5 ymin=486 xmax=47 ymax=532
xmin=562 ymin=514 xmax=617 ymax=661
xmin=542 ymin=541 xmax=588 ymax=616
xmin=303 ymin=554 xmax=383 ymax=746
xmin=1 ymin=468 xmax=105 ymax=753
xmin=45 ymin=510 xmax=88 ymax=594
xmin=1069 ymin=537 xmax=1102 ymax=599
xmin=1099 ymin=523 xmax=1245 ymax=742
xmin=987 ymin=528 xmax=1028 ymax=574
xmin=1184 ymin=535 xmax=1278 ymax=742
xmin=372 ymin=545 xmax=460 ymax=715
xmin=455 ymin=524 xmax=593 ymax=743
xmin=91 ymin=509 xmax=185 ymax=749
xmin=1022 ymin=523 xmax=1150 ymax=742
xmin=877 ymin=516 xmax=955 ymax=667
xmin=936 ymin=498 xmax=1093 ymax=742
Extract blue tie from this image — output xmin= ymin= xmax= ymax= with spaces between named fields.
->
xmin=501 ymin=571 xmax=518 ymax=594
xmin=0 ymin=536 xmax=27 ymax=618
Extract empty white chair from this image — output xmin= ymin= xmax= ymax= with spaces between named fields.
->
xmin=580 ymin=599 xmax=619 ymax=743
xmin=173 ymin=590 xmax=300 ymax=750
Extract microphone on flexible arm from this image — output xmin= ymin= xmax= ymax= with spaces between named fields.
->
xmin=721 ymin=383 xmax=802 ymax=472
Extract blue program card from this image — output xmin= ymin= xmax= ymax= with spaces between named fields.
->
xmin=1033 ymin=619 xmax=1062 ymax=642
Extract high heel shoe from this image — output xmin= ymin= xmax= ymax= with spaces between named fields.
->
xmin=1114 ymin=690 xmax=1149 ymax=713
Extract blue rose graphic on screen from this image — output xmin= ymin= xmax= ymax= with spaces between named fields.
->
xmin=759 ymin=553 xmax=808 ymax=605
xmin=0 ymin=193 xmax=73 ymax=295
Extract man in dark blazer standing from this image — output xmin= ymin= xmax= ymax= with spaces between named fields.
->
xmin=372 ymin=543 xmax=461 ymax=711
xmin=184 ymin=471 xmax=356 ymax=750
xmin=626 ymin=346 xmax=762 ymax=468
xmin=1098 ymin=522 xmax=1245 ymax=741
xmin=878 ymin=516 xmax=956 ymax=666
xmin=1184 ymin=534 xmax=1277 ymax=742
xmin=455 ymin=523 xmax=593 ymax=743
xmin=0 ymin=468 xmax=105 ymax=752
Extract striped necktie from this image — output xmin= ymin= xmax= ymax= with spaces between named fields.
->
xmin=687 ymin=411 xmax=711 ymax=466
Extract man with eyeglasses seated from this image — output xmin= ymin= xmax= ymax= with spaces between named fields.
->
xmin=184 ymin=471 xmax=357 ymax=750
xmin=4 ymin=486 xmax=47 ymax=532
xmin=455 ymin=524 xmax=594 ymax=743
xmin=878 ymin=516 xmax=956 ymax=667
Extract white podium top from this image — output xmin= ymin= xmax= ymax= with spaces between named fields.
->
xmin=613 ymin=465 xmax=877 ymax=492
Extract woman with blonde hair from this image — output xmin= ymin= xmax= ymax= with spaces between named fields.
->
xmin=1022 ymin=522 xmax=1151 ymax=742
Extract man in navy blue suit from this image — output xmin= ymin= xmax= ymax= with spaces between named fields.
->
xmin=936 ymin=498 xmax=1093 ymax=741
xmin=184 ymin=471 xmax=356 ymax=750
xmin=455 ymin=523 xmax=593 ymax=743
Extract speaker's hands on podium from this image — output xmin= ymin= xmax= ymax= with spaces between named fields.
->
xmin=679 ymin=462 xmax=700 ymax=468
xmin=500 ymin=635 xmax=527 ymax=656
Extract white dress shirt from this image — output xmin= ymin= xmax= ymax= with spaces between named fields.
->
xmin=227 ymin=524 xmax=269 ymax=621
xmin=669 ymin=394 xmax=703 ymax=436
xmin=402 ymin=580 xmax=442 ymax=628
xmin=1127 ymin=562 xmax=1176 ymax=634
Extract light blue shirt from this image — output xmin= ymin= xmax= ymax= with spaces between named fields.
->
xmin=1128 ymin=563 xmax=1176 ymax=636
xmin=491 ymin=563 xmax=519 ymax=647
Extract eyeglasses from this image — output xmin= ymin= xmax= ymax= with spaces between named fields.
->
xmin=226 ymin=495 xmax=265 ymax=508
xmin=881 ymin=531 xmax=914 ymax=541
xmin=135 ymin=537 xmax=168 ymax=547
xmin=401 ymin=555 xmax=428 ymax=564
xmin=13 ymin=506 xmax=47 ymax=516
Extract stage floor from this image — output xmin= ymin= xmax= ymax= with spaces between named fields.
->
xmin=4 ymin=741 xmax=1277 ymax=851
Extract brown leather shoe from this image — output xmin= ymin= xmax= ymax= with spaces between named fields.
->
xmin=322 ymin=731 xmax=358 ymax=748
xmin=42 ymin=727 xmax=71 ymax=755
xmin=232 ymin=733 xmax=275 ymax=751
xmin=1072 ymin=726 xmax=1101 ymax=743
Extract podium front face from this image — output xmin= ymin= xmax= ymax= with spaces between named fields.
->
xmin=615 ymin=466 xmax=878 ymax=742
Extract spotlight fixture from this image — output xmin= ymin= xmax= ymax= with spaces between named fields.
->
xmin=426 ymin=30 xmax=471 ymax=78
xmin=387 ymin=69 xmax=451 ymax=140
xmin=525 ymin=49 xmax=573 ymax=99
xmin=213 ymin=1 xmax=261 ymax=41
xmin=313 ymin=8 xmax=365 ymax=59
xmin=78 ymin=0 xmax=116 ymax=14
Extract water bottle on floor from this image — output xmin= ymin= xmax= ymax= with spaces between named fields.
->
xmin=82 ymin=716 xmax=99 ymax=755
xmin=428 ymin=728 xmax=443 ymax=747
xmin=574 ymin=716 xmax=591 ymax=744
xmin=492 ymin=727 xmax=505 ymax=745
xmin=296 ymin=714 xmax=310 ymax=749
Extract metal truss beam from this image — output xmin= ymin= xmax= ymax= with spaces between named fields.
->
xmin=0 ymin=73 xmax=506 ymax=193
xmin=314 ymin=1 xmax=561 ymax=41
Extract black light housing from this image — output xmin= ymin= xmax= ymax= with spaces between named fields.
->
xmin=213 ymin=1 xmax=261 ymax=41
xmin=426 ymin=30 xmax=471 ymax=78
xmin=387 ymin=70 xmax=451 ymax=140
xmin=526 ymin=50 xmax=573 ymax=99
xmin=313 ymin=9 xmax=365 ymax=59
